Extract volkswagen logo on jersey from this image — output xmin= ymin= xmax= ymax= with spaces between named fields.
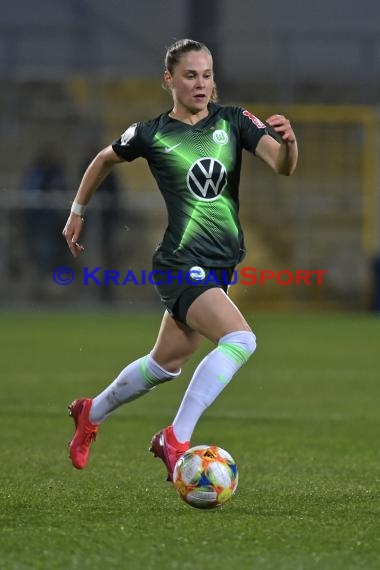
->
xmin=188 ymin=266 xmax=206 ymax=281
xmin=187 ymin=158 xmax=227 ymax=201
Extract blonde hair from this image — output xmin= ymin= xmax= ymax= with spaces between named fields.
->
xmin=164 ymin=38 xmax=218 ymax=102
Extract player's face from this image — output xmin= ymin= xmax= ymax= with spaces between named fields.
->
xmin=165 ymin=50 xmax=214 ymax=116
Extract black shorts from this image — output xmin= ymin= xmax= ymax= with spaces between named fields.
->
xmin=151 ymin=262 xmax=235 ymax=324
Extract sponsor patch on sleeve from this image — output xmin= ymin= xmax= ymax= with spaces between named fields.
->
xmin=120 ymin=124 xmax=137 ymax=145
xmin=242 ymin=110 xmax=266 ymax=129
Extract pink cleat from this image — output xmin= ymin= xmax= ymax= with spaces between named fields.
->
xmin=68 ymin=398 xmax=99 ymax=469
xmin=150 ymin=426 xmax=189 ymax=482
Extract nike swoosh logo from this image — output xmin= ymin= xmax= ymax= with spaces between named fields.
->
xmin=164 ymin=143 xmax=182 ymax=153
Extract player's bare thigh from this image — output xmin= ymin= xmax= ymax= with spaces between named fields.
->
xmin=151 ymin=310 xmax=202 ymax=373
xmin=186 ymin=288 xmax=252 ymax=344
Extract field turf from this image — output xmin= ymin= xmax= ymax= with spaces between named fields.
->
xmin=0 ymin=311 xmax=379 ymax=569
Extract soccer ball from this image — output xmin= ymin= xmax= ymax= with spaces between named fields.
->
xmin=172 ymin=445 xmax=238 ymax=509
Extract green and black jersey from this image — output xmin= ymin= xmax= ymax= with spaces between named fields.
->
xmin=112 ymin=103 xmax=268 ymax=268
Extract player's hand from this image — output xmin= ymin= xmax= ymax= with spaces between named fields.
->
xmin=266 ymin=114 xmax=296 ymax=144
xmin=62 ymin=213 xmax=85 ymax=257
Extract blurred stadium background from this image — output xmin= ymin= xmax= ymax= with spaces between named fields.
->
xmin=0 ymin=0 xmax=379 ymax=313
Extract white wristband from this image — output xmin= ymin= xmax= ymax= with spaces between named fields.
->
xmin=71 ymin=200 xmax=86 ymax=216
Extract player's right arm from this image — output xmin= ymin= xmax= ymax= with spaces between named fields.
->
xmin=62 ymin=146 xmax=123 ymax=257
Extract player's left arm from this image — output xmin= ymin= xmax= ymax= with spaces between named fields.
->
xmin=256 ymin=114 xmax=298 ymax=176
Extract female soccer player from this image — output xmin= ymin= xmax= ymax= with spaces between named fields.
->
xmin=62 ymin=39 xmax=298 ymax=480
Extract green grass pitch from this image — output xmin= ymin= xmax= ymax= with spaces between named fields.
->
xmin=0 ymin=311 xmax=379 ymax=569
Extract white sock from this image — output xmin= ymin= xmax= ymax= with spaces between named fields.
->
xmin=172 ymin=331 xmax=256 ymax=443
xmin=89 ymin=354 xmax=180 ymax=423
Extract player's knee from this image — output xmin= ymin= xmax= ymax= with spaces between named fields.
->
xmin=218 ymin=330 xmax=257 ymax=366
xmin=150 ymin=351 xmax=192 ymax=376
xmin=146 ymin=353 xmax=181 ymax=385
xmin=160 ymin=358 xmax=184 ymax=375
xmin=160 ymin=364 xmax=181 ymax=381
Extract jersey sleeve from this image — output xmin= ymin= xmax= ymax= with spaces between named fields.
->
xmin=237 ymin=107 xmax=269 ymax=155
xmin=112 ymin=122 xmax=146 ymax=162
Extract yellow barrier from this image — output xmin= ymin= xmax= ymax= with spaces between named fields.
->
xmin=239 ymin=103 xmax=377 ymax=255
